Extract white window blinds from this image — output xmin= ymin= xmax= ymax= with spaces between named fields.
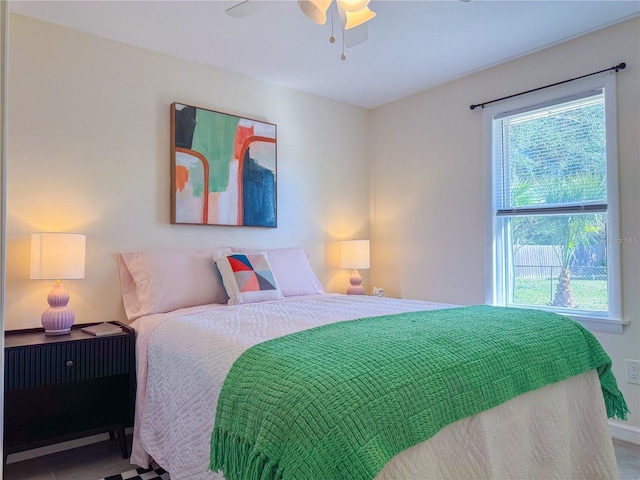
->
xmin=493 ymin=89 xmax=607 ymax=216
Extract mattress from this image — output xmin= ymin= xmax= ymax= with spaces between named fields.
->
xmin=130 ymin=294 xmax=618 ymax=480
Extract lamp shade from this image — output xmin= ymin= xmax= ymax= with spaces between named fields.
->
xmin=340 ymin=240 xmax=370 ymax=270
xmin=30 ymin=233 xmax=86 ymax=280
xmin=343 ymin=5 xmax=376 ymax=29
xmin=298 ymin=0 xmax=332 ymax=25
xmin=336 ymin=0 xmax=369 ymax=12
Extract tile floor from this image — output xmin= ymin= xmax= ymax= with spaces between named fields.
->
xmin=4 ymin=438 xmax=133 ymax=480
xmin=3 ymin=437 xmax=639 ymax=480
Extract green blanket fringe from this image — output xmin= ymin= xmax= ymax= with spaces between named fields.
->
xmin=210 ymin=305 xmax=628 ymax=480
xmin=600 ymin=364 xmax=630 ymax=420
xmin=211 ymin=431 xmax=283 ymax=480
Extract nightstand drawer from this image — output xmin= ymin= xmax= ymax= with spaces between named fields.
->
xmin=5 ymin=336 xmax=132 ymax=391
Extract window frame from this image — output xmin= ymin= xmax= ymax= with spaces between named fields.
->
xmin=483 ymin=74 xmax=625 ymax=334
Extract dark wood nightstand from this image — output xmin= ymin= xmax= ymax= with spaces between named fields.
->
xmin=3 ymin=322 xmax=136 ymax=464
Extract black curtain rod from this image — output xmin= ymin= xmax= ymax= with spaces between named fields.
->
xmin=469 ymin=62 xmax=627 ymax=110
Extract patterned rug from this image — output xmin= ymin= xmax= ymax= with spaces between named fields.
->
xmin=100 ymin=462 xmax=169 ymax=480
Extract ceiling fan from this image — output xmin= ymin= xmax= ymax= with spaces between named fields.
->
xmin=225 ymin=0 xmax=376 ymax=60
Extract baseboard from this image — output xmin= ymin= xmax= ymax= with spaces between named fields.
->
xmin=5 ymin=428 xmax=133 ymax=464
xmin=609 ymin=420 xmax=640 ymax=445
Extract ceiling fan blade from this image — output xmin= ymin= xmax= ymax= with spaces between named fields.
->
xmin=225 ymin=1 xmax=270 ymax=19
xmin=344 ymin=23 xmax=368 ymax=48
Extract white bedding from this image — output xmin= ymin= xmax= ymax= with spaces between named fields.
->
xmin=131 ymin=294 xmax=617 ymax=480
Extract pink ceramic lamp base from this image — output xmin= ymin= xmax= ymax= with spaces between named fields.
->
xmin=41 ymin=281 xmax=75 ymax=336
xmin=346 ymin=269 xmax=366 ymax=295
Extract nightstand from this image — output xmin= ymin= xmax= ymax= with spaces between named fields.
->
xmin=3 ymin=322 xmax=135 ymax=464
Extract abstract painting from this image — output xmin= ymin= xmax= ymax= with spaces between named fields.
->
xmin=171 ymin=103 xmax=277 ymax=227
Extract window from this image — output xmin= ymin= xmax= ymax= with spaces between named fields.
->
xmin=484 ymin=75 xmax=622 ymax=332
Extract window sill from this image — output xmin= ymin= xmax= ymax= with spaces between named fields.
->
xmin=564 ymin=314 xmax=628 ymax=334
xmin=498 ymin=303 xmax=629 ymax=334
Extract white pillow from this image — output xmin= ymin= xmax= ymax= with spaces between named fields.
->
xmin=118 ymin=248 xmax=230 ymax=320
xmin=213 ymin=251 xmax=284 ymax=305
xmin=232 ymin=247 xmax=324 ymax=297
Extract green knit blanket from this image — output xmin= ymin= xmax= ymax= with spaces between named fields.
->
xmin=210 ymin=305 xmax=628 ymax=480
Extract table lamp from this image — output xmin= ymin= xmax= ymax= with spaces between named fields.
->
xmin=30 ymin=233 xmax=86 ymax=335
xmin=340 ymin=239 xmax=370 ymax=295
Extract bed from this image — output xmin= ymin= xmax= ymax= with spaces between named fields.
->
xmin=119 ymin=247 xmax=626 ymax=480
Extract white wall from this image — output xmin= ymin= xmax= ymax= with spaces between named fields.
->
xmin=6 ymin=14 xmax=371 ymax=329
xmin=370 ymin=17 xmax=640 ymax=429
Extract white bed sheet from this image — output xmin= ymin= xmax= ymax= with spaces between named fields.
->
xmin=131 ymin=294 xmax=617 ymax=480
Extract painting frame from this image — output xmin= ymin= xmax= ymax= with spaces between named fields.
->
xmin=170 ymin=102 xmax=277 ymax=227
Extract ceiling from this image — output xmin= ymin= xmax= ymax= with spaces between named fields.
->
xmin=9 ymin=0 xmax=640 ymax=108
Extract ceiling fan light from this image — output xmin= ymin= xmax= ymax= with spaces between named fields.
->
xmin=344 ymin=5 xmax=375 ymax=30
xmin=336 ymin=0 xmax=370 ymax=12
xmin=298 ymin=0 xmax=333 ymax=25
